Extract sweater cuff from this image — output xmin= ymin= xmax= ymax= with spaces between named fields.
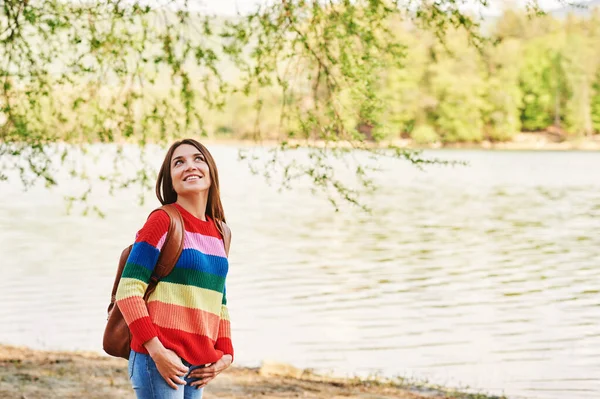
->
xmin=215 ymin=338 xmax=234 ymax=362
xmin=129 ymin=316 xmax=158 ymax=345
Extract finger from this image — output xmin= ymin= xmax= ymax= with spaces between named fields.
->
xmin=189 ymin=369 xmax=208 ymax=377
xmin=190 ymin=370 xmax=213 ymax=379
xmin=188 ymin=367 xmax=210 ymax=378
xmin=190 ymin=375 xmax=212 ymax=385
xmin=178 ymin=364 xmax=190 ymax=374
xmin=193 ymin=377 xmax=213 ymax=388
xmin=190 ymin=379 xmax=201 ymax=387
xmin=174 ymin=366 xmax=188 ymax=376
xmin=194 ymin=366 xmax=215 ymax=375
xmin=172 ymin=376 xmax=187 ymax=386
xmin=201 ymin=366 xmax=218 ymax=376
xmin=158 ymin=370 xmax=179 ymax=390
xmin=164 ymin=377 xmax=178 ymax=390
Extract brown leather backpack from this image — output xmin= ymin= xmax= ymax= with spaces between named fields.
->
xmin=102 ymin=204 xmax=185 ymax=360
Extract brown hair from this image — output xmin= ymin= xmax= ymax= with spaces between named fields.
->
xmin=155 ymin=138 xmax=226 ymax=235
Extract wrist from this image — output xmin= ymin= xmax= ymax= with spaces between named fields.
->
xmin=221 ymin=354 xmax=233 ymax=365
xmin=143 ymin=337 xmax=165 ymax=357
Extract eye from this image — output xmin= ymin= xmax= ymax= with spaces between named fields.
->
xmin=195 ymin=155 xmax=205 ymax=162
xmin=173 ymin=159 xmax=182 ymax=166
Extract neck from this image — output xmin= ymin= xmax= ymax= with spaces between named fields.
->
xmin=176 ymin=192 xmax=209 ymax=221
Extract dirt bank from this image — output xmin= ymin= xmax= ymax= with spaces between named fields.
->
xmin=0 ymin=344 xmax=504 ymax=399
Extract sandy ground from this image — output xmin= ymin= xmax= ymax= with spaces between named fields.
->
xmin=0 ymin=344 xmax=503 ymax=399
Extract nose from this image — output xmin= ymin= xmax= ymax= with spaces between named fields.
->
xmin=183 ymin=159 xmax=198 ymax=171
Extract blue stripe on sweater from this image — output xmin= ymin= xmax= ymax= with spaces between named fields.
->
xmin=127 ymin=241 xmax=160 ymax=272
xmin=175 ymin=248 xmax=229 ymax=277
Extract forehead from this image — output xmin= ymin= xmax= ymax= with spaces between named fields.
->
xmin=172 ymin=144 xmax=201 ymax=159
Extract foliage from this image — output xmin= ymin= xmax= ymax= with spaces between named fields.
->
xmin=518 ymin=38 xmax=561 ymax=132
xmin=593 ymin=70 xmax=600 ymax=132
xmin=3 ymin=0 xmax=593 ymax=211
xmin=482 ymin=39 xmax=523 ymax=141
xmin=411 ymin=124 xmax=438 ymax=145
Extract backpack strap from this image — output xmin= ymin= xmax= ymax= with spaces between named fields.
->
xmin=152 ymin=204 xmax=185 ymax=279
xmin=143 ymin=204 xmax=184 ymax=300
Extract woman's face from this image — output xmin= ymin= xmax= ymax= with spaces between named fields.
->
xmin=170 ymin=144 xmax=211 ymax=197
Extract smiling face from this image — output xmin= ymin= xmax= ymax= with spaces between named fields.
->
xmin=156 ymin=139 xmax=225 ymax=224
xmin=170 ymin=143 xmax=212 ymax=197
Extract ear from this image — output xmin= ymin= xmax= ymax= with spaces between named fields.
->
xmin=220 ymin=222 xmax=232 ymax=257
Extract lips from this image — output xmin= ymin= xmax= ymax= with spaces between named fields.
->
xmin=183 ymin=174 xmax=203 ymax=181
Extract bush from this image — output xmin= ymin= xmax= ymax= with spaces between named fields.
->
xmin=411 ymin=124 xmax=439 ymax=144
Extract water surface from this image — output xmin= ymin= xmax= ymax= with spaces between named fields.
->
xmin=1 ymin=147 xmax=599 ymax=399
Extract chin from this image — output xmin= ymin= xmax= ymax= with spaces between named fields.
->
xmin=180 ymin=186 xmax=210 ymax=195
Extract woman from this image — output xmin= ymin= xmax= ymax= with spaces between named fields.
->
xmin=115 ymin=139 xmax=233 ymax=399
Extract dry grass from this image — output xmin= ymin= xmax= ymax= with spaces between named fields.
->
xmin=0 ymin=344 xmax=455 ymax=399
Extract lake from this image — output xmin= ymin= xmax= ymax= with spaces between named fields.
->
xmin=1 ymin=146 xmax=599 ymax=399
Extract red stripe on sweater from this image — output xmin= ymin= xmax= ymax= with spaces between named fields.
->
xmin=128 ymin=316 xmax=158 ymax=346
xmin=134 ymin=210 xmax=170 ymax=247
xmin=215 ymin=336 xmax=234 ymax=361
xmin=130 ymin=326 xmax=227 ymax=365
xmin=173 ymin=204 xmax=223 ymax=238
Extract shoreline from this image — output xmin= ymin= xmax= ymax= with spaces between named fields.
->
xmin=200 ymin=132 xmax=600 ymax=151
xmin=0 ymin=344 xmax=506 ymax=399
xmin=185 ymin=134 xmax=599 ymax=152
xmin=4 ymin=132 xmax=599 ymax=152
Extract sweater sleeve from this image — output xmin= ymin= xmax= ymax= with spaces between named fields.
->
xmin=214 ymin=284 xmax=234 ymax=361
xmin=115 ymin=210 xmax=170 ymax=345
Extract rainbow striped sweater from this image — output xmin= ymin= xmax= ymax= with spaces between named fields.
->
xmin=115 ymin=203 xmax=233 ymax=365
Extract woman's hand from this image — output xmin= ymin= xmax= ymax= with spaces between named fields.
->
xmin=188 ymin=354 xmax=233 ymax=389
xmin=144 ymin=337 xmax=189 ymax=389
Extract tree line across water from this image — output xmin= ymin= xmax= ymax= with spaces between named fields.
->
xmin=391 ymin=8 xmax=600 ymax=144
xmin=214 ymin=8 xmax=600 ymax=145
xmin=4 ymin=3 xmax=600 ymax=147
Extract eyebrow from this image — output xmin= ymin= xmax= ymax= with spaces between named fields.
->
xmin=172 ymin=153 xmax=204 ymax=163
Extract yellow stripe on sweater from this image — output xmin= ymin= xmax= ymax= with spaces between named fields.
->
xmin=116 ymin=277 xmax=149 ymax=301
xmin=220 ymin=305 xmax=230 ymax=321
xmin=148 ymin=281 xmax=223 ymax=316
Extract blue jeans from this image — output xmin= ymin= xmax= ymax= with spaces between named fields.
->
xmin=128 ymin=350 xmax=204 ymax=399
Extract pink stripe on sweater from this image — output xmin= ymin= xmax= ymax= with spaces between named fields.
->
xmin=183 ymin=232 xmax=226 ymax=257
xmin=156 ymin=231 xmax=225 ymax=257
xmin=117 ymin=295 xmax=151 ymax=325
xmin=155 ymin=232 xmax=168 ymax=251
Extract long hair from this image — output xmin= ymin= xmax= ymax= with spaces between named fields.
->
xmin=155 ymin=139 xmax=226 ymax=236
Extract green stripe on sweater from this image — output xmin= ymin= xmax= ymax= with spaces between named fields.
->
xmin=122 ymin=263 xmax=153 ymax=282
xmin=161 ymin=267 xmax=225 ymax=293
